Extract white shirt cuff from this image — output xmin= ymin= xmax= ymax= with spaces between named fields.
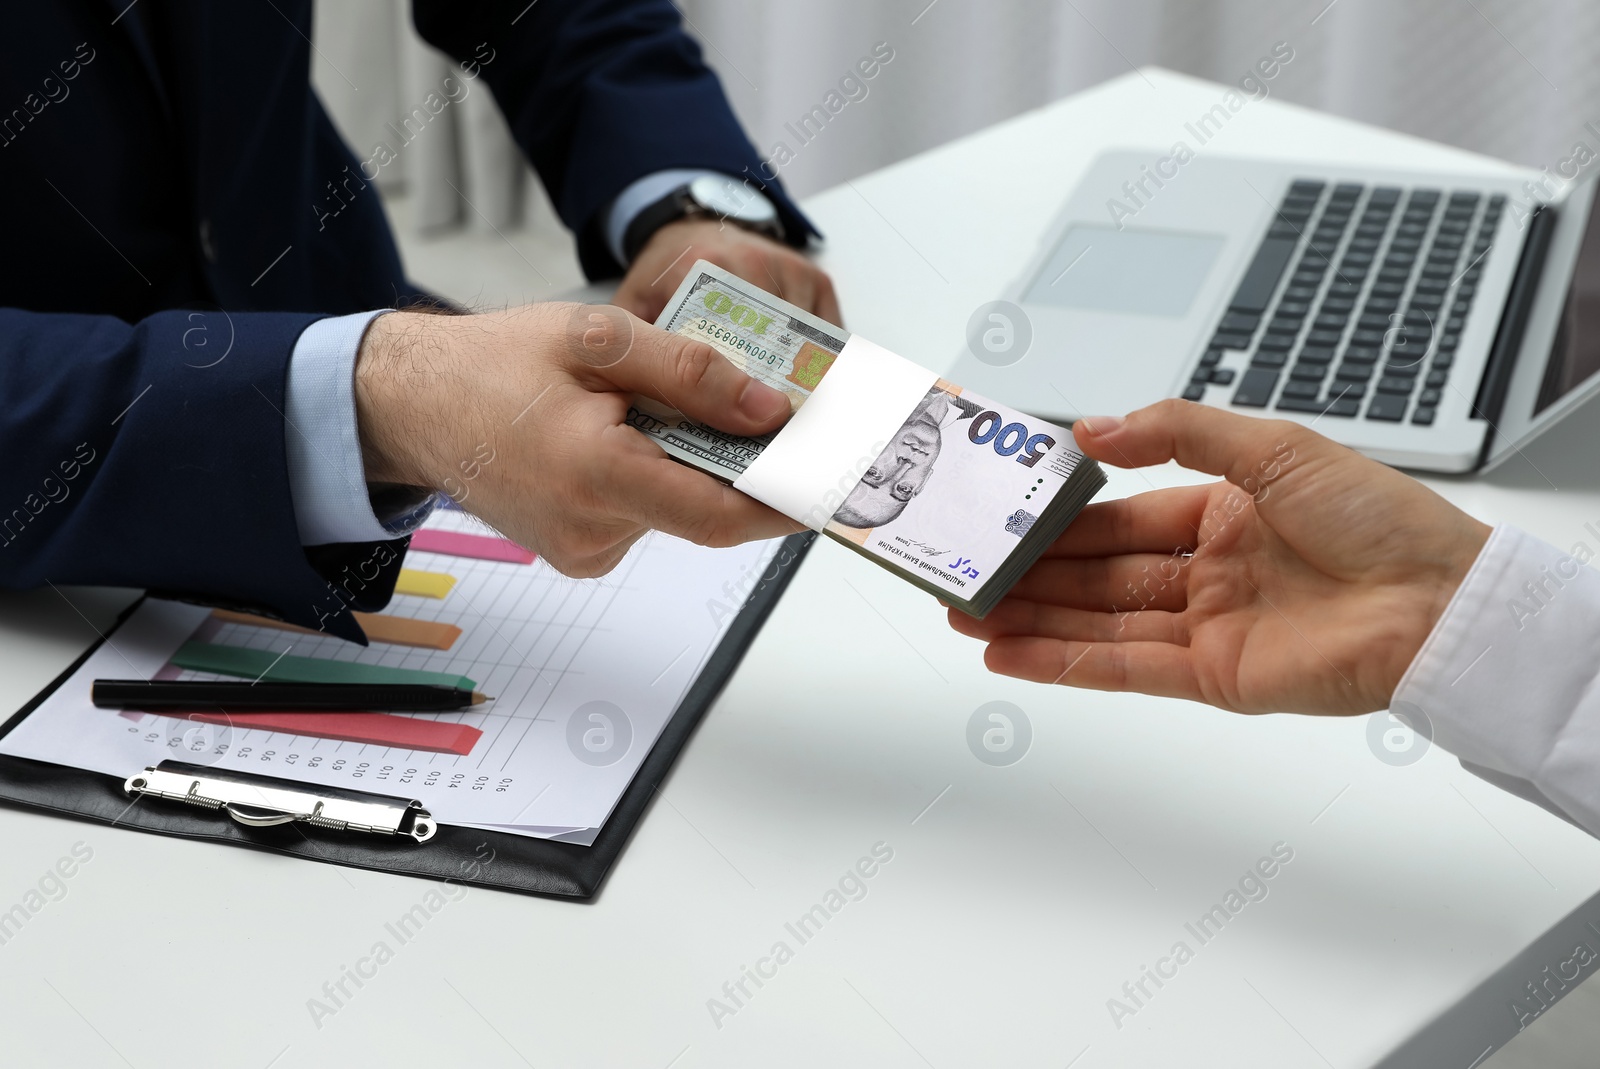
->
xmin=604 ymin=169 xmax=771 ymax=265
xmin=1393 ymin=524 xmax=1600 ymax=834
xmin=285 ymin=310 xmax=436 ymax=546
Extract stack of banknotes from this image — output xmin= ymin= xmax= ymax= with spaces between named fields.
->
xmin=634 ymin=262 xmax=1106 ymax=617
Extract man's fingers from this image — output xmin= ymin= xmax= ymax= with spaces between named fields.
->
xmin=774 ymin=258 xmax=843 ymax=326
xmin=981 ymin=637 xmax=1202 ymax=701
xmin=609 ymin=284 xmax=654 ymax=322
xmin=1043 ymin=487 xmax=1213 ymax=558
xmin=812 ymin=271 xmax=843 ymax=327
xmin=768 ymin=261 xmax=815 ymax=318
xmin=1074 ymin=399 xmax=1315 ymax=493
xmin=603 ymin=444 xmax=803 ymax=546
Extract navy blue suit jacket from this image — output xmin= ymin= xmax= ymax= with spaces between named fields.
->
xmin=0 ymin=1 xmax=812 ymax=642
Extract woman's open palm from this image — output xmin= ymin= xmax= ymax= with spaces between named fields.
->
xmin=948 ymin=400 xmax=1490 ymax=715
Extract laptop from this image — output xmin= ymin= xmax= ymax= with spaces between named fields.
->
xmin=952 ymin=151 xmax=1600 ymax=473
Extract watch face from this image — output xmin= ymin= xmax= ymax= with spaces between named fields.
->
xmin=689 ymin=174 xmax=778 ymax=225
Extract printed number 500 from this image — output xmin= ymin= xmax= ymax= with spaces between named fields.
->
xmin=968 ymin=411 xmax=1055 ymax=467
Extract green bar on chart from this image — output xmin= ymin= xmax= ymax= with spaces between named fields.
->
xmin=171 ymin=642 xmax=477 ymax=690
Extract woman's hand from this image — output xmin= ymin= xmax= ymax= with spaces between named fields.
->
xmin=948 ymin=399 xmax=1490 ymax=715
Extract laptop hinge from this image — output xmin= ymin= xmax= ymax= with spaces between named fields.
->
xmin=1471 ymin=203 xmax=1557 ymax=470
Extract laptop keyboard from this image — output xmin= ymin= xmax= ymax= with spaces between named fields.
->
xmin=1184 ymin=180 xmax=1505 ymax=424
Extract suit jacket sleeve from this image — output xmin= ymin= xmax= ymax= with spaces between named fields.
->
xmin=411 ymin=0 xmax=819 ymax=278
xmin=0 ymin=307 xmax=403 ymax=644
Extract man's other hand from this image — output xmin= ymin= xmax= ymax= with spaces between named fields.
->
xmin=613 ymin=218 xmax=842 ymax=326
xmin=354 ymin=303 xmax=803 ymax=578
xmin=948 ymin=400 xmax=1491 ymax=716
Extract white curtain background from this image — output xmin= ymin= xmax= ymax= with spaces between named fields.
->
xmin=311 ymin=0 xmax=1600 ymax=240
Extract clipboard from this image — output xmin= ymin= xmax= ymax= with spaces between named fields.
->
xmin=0 ymin=532 xmax=813 ymax=899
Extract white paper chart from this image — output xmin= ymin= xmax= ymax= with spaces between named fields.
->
xmin=0 ymin=508 xmax=787 ymax=843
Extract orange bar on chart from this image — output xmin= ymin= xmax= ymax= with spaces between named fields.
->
xmin=395 ymin=569 xmax=457 ymax=598
xmin=210 ymin=609 xmax=461 ymax=651
xmin=182 ymin=710 xmax=482 ymax=756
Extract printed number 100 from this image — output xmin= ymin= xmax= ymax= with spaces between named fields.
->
xmin=968 ymin=411 xmax=1055 ymax=467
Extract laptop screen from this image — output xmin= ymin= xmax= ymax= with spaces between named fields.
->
xmin=1534 ymin=193 xmax=1600 ymax=414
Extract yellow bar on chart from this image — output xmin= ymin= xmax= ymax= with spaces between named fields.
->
xmin=395 ymin=568 xmax=457 ymax=599
xmin=210 ymin=609 xmax=462 ymax=651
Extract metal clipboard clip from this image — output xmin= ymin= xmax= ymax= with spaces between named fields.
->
xmin=124 ymin=760 xmax=437 ymax=843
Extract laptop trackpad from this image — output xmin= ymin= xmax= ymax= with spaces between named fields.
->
xmin=1022 ymin=225 xmax=1224 ymax=318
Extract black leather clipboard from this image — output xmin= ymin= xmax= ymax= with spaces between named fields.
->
xmin=0 ymin=533 xmax=813 ymax=900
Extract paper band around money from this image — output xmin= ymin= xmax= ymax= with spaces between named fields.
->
xmin=733 ymin=334 xmax=939 ymax=531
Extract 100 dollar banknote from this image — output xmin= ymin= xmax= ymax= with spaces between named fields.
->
xmin=629 ymin=269 xmax=848 ymax=480
xmin=636 ymin=262 xmax=1105 ymax=614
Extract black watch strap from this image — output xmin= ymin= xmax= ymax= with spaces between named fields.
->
xmin=621 ymin=188 xmax=695 ymax=263
xmin=620 ymin=183 xmax=785 ymax=263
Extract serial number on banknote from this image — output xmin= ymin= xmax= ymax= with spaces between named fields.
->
xmin=685 ymin=317 xmax=781 ymax=367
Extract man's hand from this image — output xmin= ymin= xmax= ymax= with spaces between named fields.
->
xmin=355 ymin=303 xmax=802 ymax=578
xmin=948 ymin=400 xmax=1491 ymax=715
xmin=613 ymin=217 xmax=842 ymax=326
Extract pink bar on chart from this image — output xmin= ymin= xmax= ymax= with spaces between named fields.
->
xmin=181 ymin=711 xmax=482 ymax=756
xmin=409 ymin=529 xmax=536 ymax=564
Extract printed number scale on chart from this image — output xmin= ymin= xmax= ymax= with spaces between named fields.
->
xmin=0 ymin=508 xmax=785 ymax=843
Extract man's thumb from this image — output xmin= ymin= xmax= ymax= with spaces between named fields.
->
xmin=590 ymin=322 xmax=792 ymax=436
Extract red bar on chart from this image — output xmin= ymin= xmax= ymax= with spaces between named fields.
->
xmin=180 ymin=711 xmax=482 ymax=756
xmin=410 ymin=529 xmax=536 ymax=564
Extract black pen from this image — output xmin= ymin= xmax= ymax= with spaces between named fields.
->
xmin=91 ymin=680 xmax=491 ymax=712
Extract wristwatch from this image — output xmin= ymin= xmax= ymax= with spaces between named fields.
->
xmin=621 ymin=173 xmax=783 ymax=262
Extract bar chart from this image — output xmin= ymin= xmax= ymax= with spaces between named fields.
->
xmin=139 ymin=514 xmax=544 ymax=756
xmin=6 ymin=506 xmax=787 ymax=838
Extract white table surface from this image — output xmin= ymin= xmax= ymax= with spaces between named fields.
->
xmin=5 ymin=67 xmax=1600 ymax=1068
